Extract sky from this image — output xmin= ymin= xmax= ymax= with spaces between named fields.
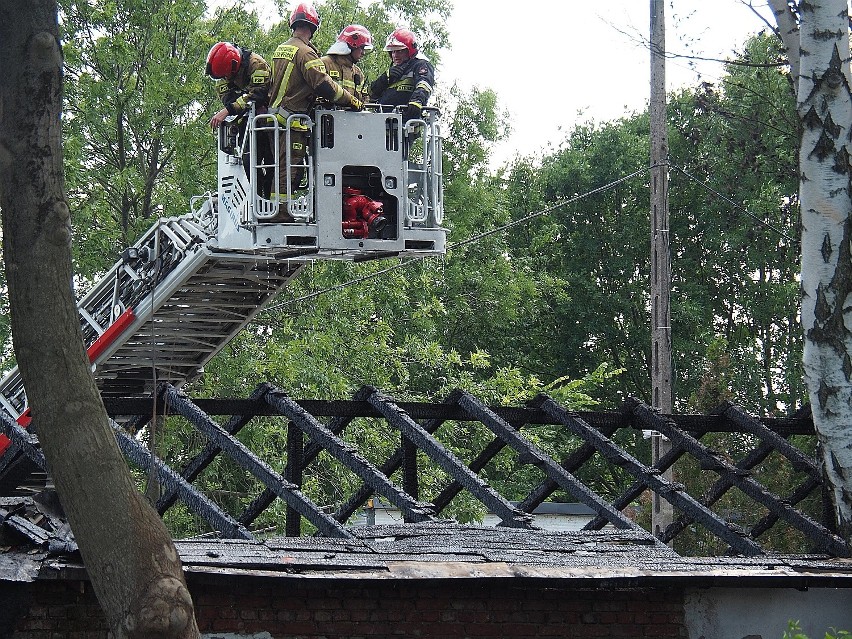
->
xmin=441 ymin=0 xmax=777 ymax=165
xmin=238 ymin=0 xmax=779 ymax=165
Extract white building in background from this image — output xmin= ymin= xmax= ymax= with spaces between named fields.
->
xmin=356 ymin=500 xmax=602 ymax=532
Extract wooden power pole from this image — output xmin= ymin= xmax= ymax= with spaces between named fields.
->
xmin=649 ymin=0 xmax=674 ymax=538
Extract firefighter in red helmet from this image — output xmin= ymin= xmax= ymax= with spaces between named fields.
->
xmin=268 ymin=2 xmax=363 ymax=220
xmin=370 ymin=28 xmax=434 ymax=122
xmin=206 ymin=41 xmax=274 ymax=197
xmin=322 ymin=25 xmax=373 ymax=103
xmin=206 ymin=42 xmax=271 ymax=130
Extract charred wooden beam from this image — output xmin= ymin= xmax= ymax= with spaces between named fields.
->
xmin=161 ymin=384 xmax=353 ymax=539
xmin=265 ymin=387 xmax=435 ymax=524
xmin=333 ymin=404 xmax=451 ymax=524
xmin=239 ymin=411 xmax=359 ymax=527
xmin=112 ymin=423 xmax=253 ymax=540
xmin=661 ymin=440 xmax=777 ymax=544
xmin=101 ymin=397 xmax=816 ymax=437
xmin=455 ymin=391 xmax=641 ymax=531
xmin=536 ymin=395 xmax=765 ymax=556
xmin=0 ymin=415 xmax=47 ymax=472
xmin=243 ymin=387 xmax=370 ymax=527
xmin=365 ymin=387 xmax=533 ymax=529
xmin=519 ymin=423 xmax=620 ymax=516
xmin=156 ymin=382 xmax=273 ymax=515
xmin=716 ymin=402 xmax=820 ymax=479
xmin=284 ymin=421 xmax=304 ymax=537
xmin=627 ymin=397 xmax=849 ymax=558
xmin=586 ymin=441 xmax=687 ymax=531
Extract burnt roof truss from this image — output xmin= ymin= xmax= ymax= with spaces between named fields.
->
xmin=263 ymin=389 xmax=436 ymax=524
xmin=1 ymin=385 xmax=848 ymax=558
xmin=364 ymin=386 xmax=534 ymax=529
xmin=453 ymin=390 xmax=639 ymax=531
xmin=532 ymin=395 xmax=765 ymax=555
xmin=625 ymin=398 xmax=848 ymax=557
xmin=160 ymin=384 xmax=353 ymax=539
xmin=112 ymin=424 xmax=254 ymax=540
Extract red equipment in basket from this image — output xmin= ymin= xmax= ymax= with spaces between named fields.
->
xmin=342 ymin=187 xmax=387 ymax=239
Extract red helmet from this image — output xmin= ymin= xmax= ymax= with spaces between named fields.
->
xmin=290 ymin=2 xmax=320 ymax=32
xmin=206 ymin=42 xmax=241 ymax=79
xmin=384 ymin=28 xmax=418 ymax=57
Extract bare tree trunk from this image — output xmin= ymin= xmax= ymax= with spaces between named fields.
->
xmin=0 ymin=3 xmax=200 ymax=636
xmin=770 ymin=0 xmax=852 ymax=541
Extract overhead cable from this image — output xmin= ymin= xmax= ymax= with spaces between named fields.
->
xmin=264 ymin=161 xmax=797 ymax=314
xmin=262 ymin=166 xmax=655 ymax=313
xmin=670 ymin=163 xmax=797 ymax=244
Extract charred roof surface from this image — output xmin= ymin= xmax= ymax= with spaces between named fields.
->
xmin=4 ymin=506 xmax=851 ymax=589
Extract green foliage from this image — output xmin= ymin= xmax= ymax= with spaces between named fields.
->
xmin=439 ymin=84 xmax=509 ymax=181
xmin=492 ymin=33 xmax=801 ymax=415
xmin=61 ymin=0 xmax=215 ymax=278
xmin=669 ymin=34 xmax=801 ymax=414
xmin=53 ymin=5 xmax=809 ymax=545
xmin=784 ymin=621 xmax=852 ymax=639
xmin=543 ymin=363 xmax=625 ymax=409
xmin=498 ymin=112 xmax=653 ymax=407
xmin=689 ymin=336 xmax=735 ymax=412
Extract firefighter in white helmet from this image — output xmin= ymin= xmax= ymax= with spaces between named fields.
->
xmin=322 ymin=25 xmax=373 ymax=103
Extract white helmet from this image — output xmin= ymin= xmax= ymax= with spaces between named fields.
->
xmin=326 ymin=24 xmax=374 ymax=55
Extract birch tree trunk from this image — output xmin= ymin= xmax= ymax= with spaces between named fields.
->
xmin=0 ymin=2 xmax=200 ymax=636
xmin=769 ymin=0 xmax=852 ymax=541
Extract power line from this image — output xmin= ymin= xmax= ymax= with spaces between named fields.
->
xmin=450 ymin=166 xmax=654 ymax=252
xmin=262 ymin=166 xmax=655 ymax=314
xmin=670 ymin=163 xmax=797 ymax=244
xmin=261 ymin=161 xmax=797 ymax=315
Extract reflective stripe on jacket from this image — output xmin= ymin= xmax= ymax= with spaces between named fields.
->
xmin=215 ymin=49 xmax=271 ymax=116
xmin=321 ymin=54 xmax=367 ymax=102
xmin=269 ymin=35 xmax=357 ymax=112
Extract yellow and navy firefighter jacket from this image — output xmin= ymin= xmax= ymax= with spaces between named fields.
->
xmin=215 ymin=48 xmax=271 ymax=116
xmin=269 ymin=35 xmax=358 ymax=114
xmin=320 ymin=53 xmax=368 ymax=103
xmin=369 ymin=55 xmax=434 ymax=110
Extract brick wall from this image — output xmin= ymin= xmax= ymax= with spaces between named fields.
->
xmin=6 ymin=581 xmax=109 ymax=638
xmin=6 ymin=577 xmax=687 ymax=638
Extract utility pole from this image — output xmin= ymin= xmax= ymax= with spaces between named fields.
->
xmin=649 ymin=0 xmax=674 ymax=539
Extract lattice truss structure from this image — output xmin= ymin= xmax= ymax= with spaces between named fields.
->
xmin=0 ymin=384 xmax=846 ymax=557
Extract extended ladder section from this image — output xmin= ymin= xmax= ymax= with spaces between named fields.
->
xmin=0 ymin=103 xmax=446 ymax=475
xmin=0 ymin=195 xmax=302 ymax=427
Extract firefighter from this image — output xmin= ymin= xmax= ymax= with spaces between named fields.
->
xmin=268 ymin=2 xmax=363 ymax=221
xmin=369 ymin=28 xmax=434 ymax=122
xmin=321 ymin=25 xmax=373 ymax=104
xmin=206 ymin=42 xmax=274 ymax=197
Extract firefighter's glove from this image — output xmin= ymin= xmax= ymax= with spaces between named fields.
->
xmin=404 ymin=103 xmax=421 ymax=122
xmin=350 ymin=97 xmax=364 ymax=111
xmin=387 ymin=64 xmax=406 ymax=83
